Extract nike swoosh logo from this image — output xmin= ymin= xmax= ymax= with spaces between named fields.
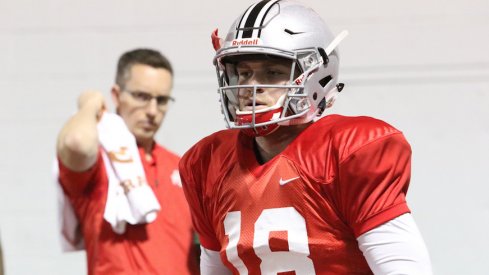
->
xmin=279 ymin=176 xmax=300 ymax=186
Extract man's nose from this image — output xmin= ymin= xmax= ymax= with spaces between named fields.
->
xmin=146 ymin=98 xmax=159 ymax=116
xmin=238 ymin=86 xmax=252 ymax=98
xmin=240 ymin=76 xmax=265 ymax=96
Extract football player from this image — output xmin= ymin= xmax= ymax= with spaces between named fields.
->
xmin=180 ymin=0 xmax=433 ymax=274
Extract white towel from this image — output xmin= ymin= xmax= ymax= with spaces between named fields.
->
xmin=98 ymin=113 xmax=161 ymax=234
xmin=56 ymin=112 xmax=161 ymax=251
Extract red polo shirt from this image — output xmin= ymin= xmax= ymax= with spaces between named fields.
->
xmin=59 ymin=143 xmax=198 ymax=275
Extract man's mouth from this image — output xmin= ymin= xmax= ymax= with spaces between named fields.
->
xmin=241 ymin=100 xmax=267 ymax=111
xmin=139 ymin=121 xmax=157 ymax=129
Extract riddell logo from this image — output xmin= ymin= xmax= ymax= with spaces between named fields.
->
xmin=232 ymin=39 xmax=261 ymax=46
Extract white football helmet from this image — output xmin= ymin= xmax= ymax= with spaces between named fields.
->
xmin=214 ymin=0 xmax=347 ymax=136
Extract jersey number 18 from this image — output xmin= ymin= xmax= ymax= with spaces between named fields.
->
xmin=224 ymin=207 xmax=315 ymax=274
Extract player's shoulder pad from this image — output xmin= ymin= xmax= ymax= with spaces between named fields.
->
xmin=311 ymin=114 xmax=407 ymax=159
xmin=301 ymin=115 xmax=409 ymax=183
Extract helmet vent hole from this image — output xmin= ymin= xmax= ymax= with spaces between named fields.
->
xmin=319 ymin=75 xmax=332 ymax=88
xmin=313 ymin=93 xmax=318 ymax=100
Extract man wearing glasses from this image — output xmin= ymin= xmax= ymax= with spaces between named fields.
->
xmin=56 ymin=49 xmax=198 ymax=274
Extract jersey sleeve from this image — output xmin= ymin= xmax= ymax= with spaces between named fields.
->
xmin=58 ymin=149 xmax=104 ymax=196
xmin=179 ymin=147 xmax=221 ymax=251
xmin=337 ymin=133 xmax=411 ymax=237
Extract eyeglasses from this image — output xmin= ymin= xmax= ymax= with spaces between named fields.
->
xmin=123 ymin=90 xmax=175 ymax=109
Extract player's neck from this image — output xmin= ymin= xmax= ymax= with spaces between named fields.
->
xmin=254 ymin=123 xmax=310 ymax=164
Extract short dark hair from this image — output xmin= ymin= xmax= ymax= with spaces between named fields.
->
xmin=115 ymin=48 xmax=173 ymax=89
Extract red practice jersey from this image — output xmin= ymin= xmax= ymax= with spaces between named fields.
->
xmin=180 ymin=115 xmax=412 ymax=275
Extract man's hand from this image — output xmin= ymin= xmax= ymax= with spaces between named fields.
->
xmin=57 ymin=90 xmax=107 ymax=172
xmin=77 ymin=90 xmax=106 ymax=121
